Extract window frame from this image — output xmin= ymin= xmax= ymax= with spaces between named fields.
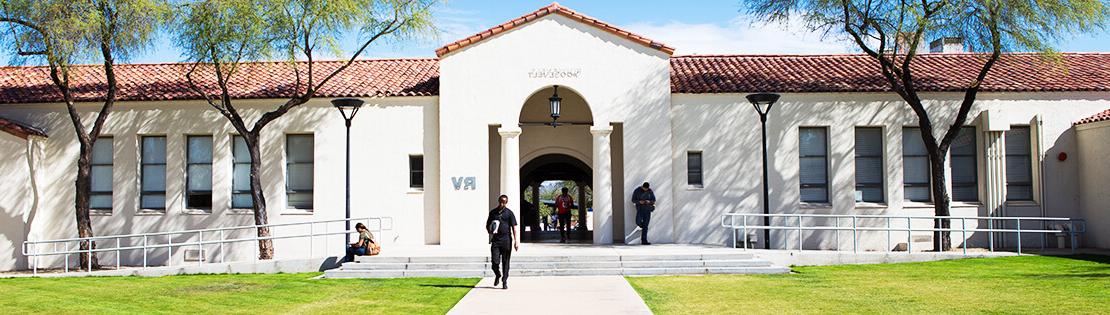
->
xmin=90 ymin=137 xmax=114 ymax=211
xmin=409 ymin=154 xmax=424 ymax=189
xmin=185 ymin=135 xmax=214 ymax=211
xmin=1005 ymin=126 xmax=1034 ymax=201
xmin=854 ymin=127 xmax=885 ymax=203
xmin=950 ymin=126 xmax=979 ymax=202
xmin=902 ymin=127 xmax=933 ymax=203
xmin=687 ymin=151 xmax=704 ymax=188
xmin=798 ymin=127 xmax=830 ymax=204
xmin=231 ymin=135 xmax=254 ymax=210
xmin=140 ymin=135 xmax=167 ymax=211
xmin=285 ymin=134 xmax=314 ymax=210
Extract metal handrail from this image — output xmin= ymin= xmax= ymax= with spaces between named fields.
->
xmin=720 ymin=213 xmax=1084 ymax=256
xmin=22 ymin=216 xmax=394 ymax=275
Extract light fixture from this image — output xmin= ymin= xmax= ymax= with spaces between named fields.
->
xmin=746 ymin=93 xmax=780 ymax=118
xmin=331 ymin=98 xmax=364 ymax=248
xmin=745 ymin=92 xmax=780 ymax=250
xmin=549 ymin=85 xmax=562 ymax=127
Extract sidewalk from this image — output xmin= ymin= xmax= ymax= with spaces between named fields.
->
xmin=447 ymin=276 xmax=651 ymax=315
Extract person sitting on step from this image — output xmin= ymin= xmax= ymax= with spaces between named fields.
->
xmin=344 ymin=223 xmax=376 ymax=262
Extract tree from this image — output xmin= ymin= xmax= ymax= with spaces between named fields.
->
xmin=1 ymin=0 xmax=168 ymax=269
xmin=743 ymin=0 xmax=1109 ymax=250
xmin=175 ymin=0 xmax=434 ymax=259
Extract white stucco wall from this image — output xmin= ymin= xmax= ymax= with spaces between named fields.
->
xmin=0 ymin=133 xmax=38 ymax=270
xmin=437 ymin=13 xmax=673 ymax=245
xmin=0 ymin=96 xmax=436 ymax=269
xmin=1077 ymin=120 xmax=1110 ymax=249
xmin=670 ymin=92 xmax=1110 ymax=249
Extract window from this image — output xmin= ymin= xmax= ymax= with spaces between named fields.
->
xmin=409 ymin=155 xmax=424 ymax=188
xmin=140 ymin=136 xmax=167 ymax=210
xmin=90 ymin=137 xmax=113 ymax=211
xmin=186 ymin=136 xmax=213 ymax=210
xmin=1006 ymin=126 xmax=1033 ymax=201
xmin=951 ymin=127 xmax=979 ymax=202
xmin=903 ymin=127 xmax=931 ymax=202
xmin=854 ymin=128 xmax=884 ymax=203
xmin=799 ymin=128 xmax=828 ymax=203
xmin=687 ymin=151 xmax=703 ymax=187
xmin=286 ymin=134 xmax=314 ymax=209
xmin=232 ymin=136 xmax=253 ymax=209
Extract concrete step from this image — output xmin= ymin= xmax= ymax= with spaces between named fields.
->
xmin=620 ymin=259 xmax=772 ymax=268
xmin=326 ymin=265 xmax=791 ymax=278
xmin=341 ymin=262 xmax=490 ymax=270
xmin=354 ymin=256 xmax=490 ymax=263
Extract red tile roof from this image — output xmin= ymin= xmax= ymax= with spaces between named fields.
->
xmin=4 ymin=53 xmax=1110 ymax=105
xmin=1076 ymin=108 xmax=1110 ymax=125
xmin=671 ymin=53 xmax=1110 ymax=93
xmin=435 ymin=2 xmax=675 ymax=57
xmin=0 ymin=58 xmax=439 ymax=104
xmin=0 ymin=116 xmax=47 ymax=139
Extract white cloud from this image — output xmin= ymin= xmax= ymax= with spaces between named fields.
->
xmin=622 ymin=15 xmax=856 ymax=55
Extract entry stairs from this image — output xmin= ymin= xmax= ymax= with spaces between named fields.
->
xmin=324 ymin=252 xmax=789 ymax=278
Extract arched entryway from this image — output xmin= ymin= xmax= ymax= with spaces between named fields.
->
xmin=519 ymin=154 xmax=592 ymax=242
xmin=494 ymin=85 xmax=617 ymax=244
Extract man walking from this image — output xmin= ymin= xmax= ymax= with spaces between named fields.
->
xmin=631 ymin=182 xmax=656 ymax=245
xmin=554 ymin=187 xmax=574 ymax=243
xmin=486 ymin=194 xmax=519 ymax=289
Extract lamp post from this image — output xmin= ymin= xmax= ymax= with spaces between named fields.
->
xmin=746 ymin=93 xmax=780 ymax=249
xmin=333 ymin=98 xmax=364 ymax=246
xmin=548 ymin=85 xmax=562 ymax=127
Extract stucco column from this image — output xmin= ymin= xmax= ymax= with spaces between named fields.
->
xmin=499 ymin=127 xmax=522 ymax=218
xmin=983 ymin=130 xmax=1007 ymax=247
xmin=591 ymin=125 xmax=614 ymax=244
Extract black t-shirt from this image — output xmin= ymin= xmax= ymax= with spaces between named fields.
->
xmin=487 ymin=207 xmax=518 ymax=244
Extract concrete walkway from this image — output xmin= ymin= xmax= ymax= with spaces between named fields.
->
xmin=447 ymin=276 xmax=651 ymax=315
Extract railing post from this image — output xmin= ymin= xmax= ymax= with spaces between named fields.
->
xmin=219 ymin=230 xmax=225 ymax=263
xmin=907 ymin=217 xmax=912 ymax=254
xmin=64 ymin=242 xmax=69 ymax=273
xmin=310 ymin=222 xmax=315 ymax=257
xmin=33 ymin=243 xmax=38 ymax=276
xmin=143 ymin=236 xmax=148 ymax=268
xmin=961 ymin=218 xmax=967 ymax=256
xmin=742 ymin=216 xmax=748 ymax=250
xmin=1016 ymin=218 xmax=1022 ymax=255
xmin=886 ymin=217 xmax=891 ymax=252
xmin=797 ymin=214 xmax=803 ymax=252
xmin=834 ymin=217 xmax=840 ymax=251
xmin=198 ymin=231 xmax=204 ymax=266
xmin=852 ymin=216 xmax=858 ymax=253
xmin=988 ymin=218 xmax=994 ymax=252
xmin=167 ymin=235 xmax=173 ymax=267
xmin=116 ymin=238 xmax=121 ymax=270
xmin=1069 ymin=221 xmax=1078 ymax=254
xmin=87 ymin=240 xmax=92 ymax=273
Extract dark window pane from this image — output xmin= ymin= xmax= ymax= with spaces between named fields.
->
xmin=799 ymin=128 xmax=828 ymax=202
xmin=1005 ymin=127 xmax=1033 ymax=201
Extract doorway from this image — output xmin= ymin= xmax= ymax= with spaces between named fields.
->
xmin=520 ymin=154 xmax=593 ymax=243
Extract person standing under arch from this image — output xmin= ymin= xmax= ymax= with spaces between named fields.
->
xmin=632 ymin=182 xmax=656 ymax=245
xmin=555 ymin=187 xmax=574 ymax=243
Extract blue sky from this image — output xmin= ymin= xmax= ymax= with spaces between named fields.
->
xmin=6 ymin=0 xmax=1110 ymax=65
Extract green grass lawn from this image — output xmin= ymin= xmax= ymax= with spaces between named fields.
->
xmin=0 ymin=273 xmax=477 ymax=315
xmin=628 ymin=255 xmax=1110 ymax=314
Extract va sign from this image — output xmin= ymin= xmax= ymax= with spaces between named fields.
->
xmin=452 ymin=176 xmax=477 ymax=191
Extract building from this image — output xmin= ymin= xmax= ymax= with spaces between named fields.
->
xmin=2 ymin=3 xmax=1110 ymax=271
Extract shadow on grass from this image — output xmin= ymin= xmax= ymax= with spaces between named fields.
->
xmin=419 ymin=284 xmax=478 ymax=289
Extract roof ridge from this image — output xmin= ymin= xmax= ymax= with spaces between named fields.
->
xmin=435 ymin=2 xmax=673 ymax=57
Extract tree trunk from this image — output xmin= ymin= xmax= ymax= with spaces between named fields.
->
xmin=74 ymin=149 xmax=100 ymax=269
xmin=928 ymin=152 xmax=953 ymax=252
xmin=247 ymin=135 xmax=273 ymax=260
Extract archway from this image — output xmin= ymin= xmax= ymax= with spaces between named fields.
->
xmin=519 ymin=154 xmax=593 ymax=242
xmin=517 ymin=86 xmax=595 ymax=243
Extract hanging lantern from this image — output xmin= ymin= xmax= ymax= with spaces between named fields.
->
xmin=549 ymin=85 xmax=562 ymax=127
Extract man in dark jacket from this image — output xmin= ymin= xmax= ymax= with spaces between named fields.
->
xmin=631 ymin=182 xmax=656 ymax=245
xmin=486 ymin=194 xmax=518 ymax=289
